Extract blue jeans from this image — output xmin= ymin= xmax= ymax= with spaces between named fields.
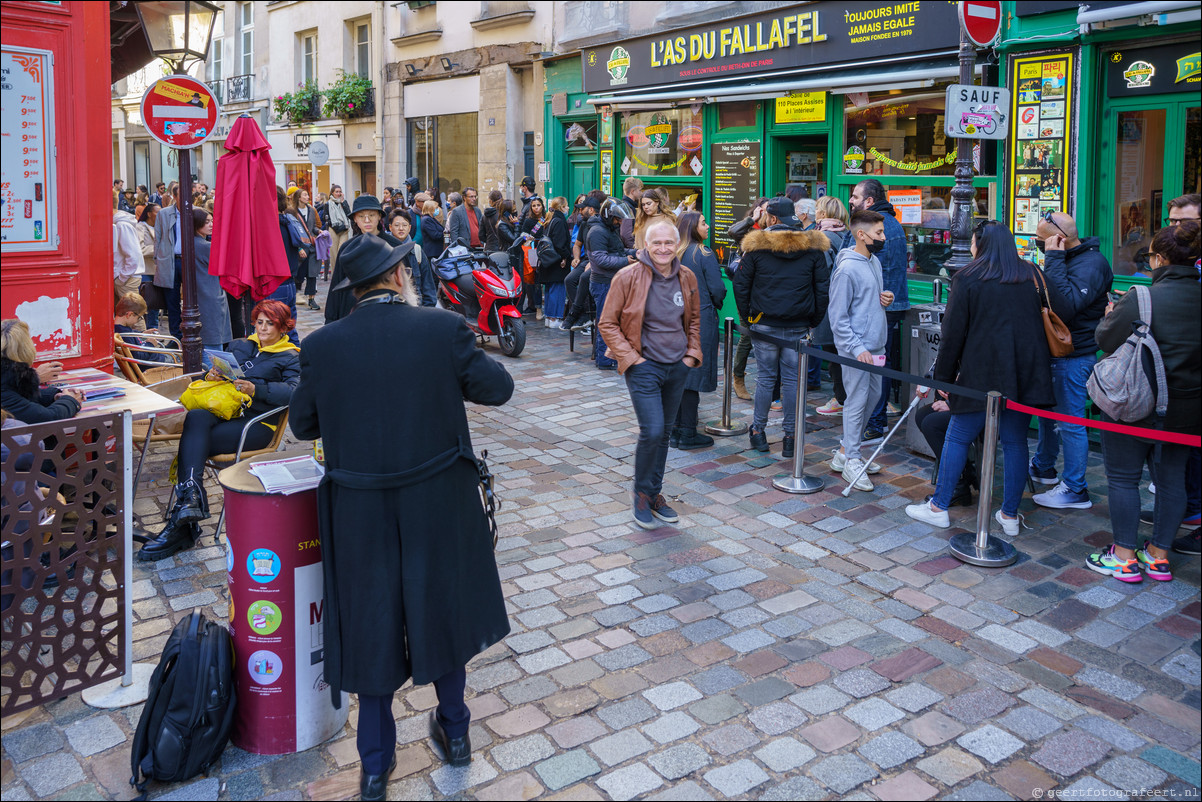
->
xmin=139 ymin=277 xmax=160 ymax=329
xmin=1032 ymin=354 xmax=1096 ymax=493
xmin=869 ymin=310 xmax=906 ymax=430
xmin=590 ymin=281 xmax=616 ymax=368
xmin=933 ymin=408 xmax=1032 ymax=516
xmin=624 ymin=359 xmax=688 ymax=499
xmin=750 ymin=324 xmax=808 ymax=436
xmin=544 ymin=282 xmax=566 ymax=318
xmin=163 ymin=258 xmax=183 ymax=340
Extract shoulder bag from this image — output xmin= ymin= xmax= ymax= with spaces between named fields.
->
xmin=1033 ymin=269 xmax=1074 ymax=358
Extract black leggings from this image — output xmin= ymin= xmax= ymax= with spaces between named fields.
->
xmin=176 ymin=409 xmax=275 ymax=485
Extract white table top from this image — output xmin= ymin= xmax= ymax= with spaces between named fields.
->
xmin=55 ymin=368 xmax=184 ymax=421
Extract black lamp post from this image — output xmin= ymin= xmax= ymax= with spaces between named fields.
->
xmin=946 ymin=32 xmax=977 ymax=273
xmin=134 ymin=0 xmax=218 ymax=374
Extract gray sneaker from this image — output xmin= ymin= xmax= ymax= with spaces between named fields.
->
xmin=650 ymin=494 xmax=679 ymax=523
xmin=632 ymin=493 xmax=656 ymax=529
xmin=1032 ymin=482 xmax=1092 ymax=510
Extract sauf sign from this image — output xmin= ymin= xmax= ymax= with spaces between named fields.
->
xmin=944 ymin=84 xmax=1011 ymax=140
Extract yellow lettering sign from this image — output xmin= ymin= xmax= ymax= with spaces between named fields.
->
xmin=154 ymin=80 xmax=208 ymax=107
xmin=775 ymin=92 xmax=827 ymax=124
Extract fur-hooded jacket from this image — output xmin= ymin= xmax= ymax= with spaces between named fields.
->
xmin=732 ymin=226 xmax=831 ymax=329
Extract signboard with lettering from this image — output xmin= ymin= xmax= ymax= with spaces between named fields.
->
xmin=775 ymin=92 xmax=826 ymax=124
xmin=944 ymin=84 xmax=1011 ymax=140
xmin=140 ymin=74 xmax=220 ymax=150
xmin=582 ymin=2 xmax=959 ymax=94
xmin=1106 ymin=42 xmax=1201 ymax=97
xmin=1 ymin=46 xmax=57 ymax=253
xmin=710 ymin=141 xmax=760 ymax=263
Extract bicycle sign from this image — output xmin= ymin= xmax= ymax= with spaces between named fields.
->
xmin=944 ymin=84 xmax=1011 ymax=141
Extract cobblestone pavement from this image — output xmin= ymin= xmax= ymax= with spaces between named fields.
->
xmin=3 ymin=297 xmax=1200 ymax=801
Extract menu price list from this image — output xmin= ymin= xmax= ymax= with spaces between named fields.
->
xmin=1 ymin=47 xmax=53 ymax=251
xmin=710 ymin=141 xmax=761 ymax=262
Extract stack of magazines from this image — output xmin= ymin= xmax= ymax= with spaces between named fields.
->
xmin=248 ymin=455 xmax=325 ymax=495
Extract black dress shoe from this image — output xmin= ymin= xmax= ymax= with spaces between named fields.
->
xmin=430 ymin=712 xmax=471 ymax=767
xmin=782 ymin=435 xmax=795 ymax=459
xmin=360 ymin=752 xmax=396 ymax=802
xmin=669 ymin=428 xmax=681 ymax=449
xmin=677 ymin=430 xmax=716 ymax=451
xmin=137 ymin=520 xmax=197 ymax=561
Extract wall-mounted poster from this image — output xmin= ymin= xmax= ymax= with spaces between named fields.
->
xmin=1 ymin=46 xmax=58 ymax=253
xmin=1006 ymin=49 xmax=1075 ymax=265
xmin=600 ymin=149 xmax=613 ymax=197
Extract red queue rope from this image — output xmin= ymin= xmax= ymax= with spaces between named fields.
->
xmin=1004 ymin=401 xmax=1202 ymax=448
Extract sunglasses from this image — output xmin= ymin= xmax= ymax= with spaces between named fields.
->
xmin=1041 ymin=209 xmax=1069 ymax=239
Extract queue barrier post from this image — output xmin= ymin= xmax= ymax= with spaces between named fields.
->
xmin=705 ymin=317 xmax=749 ymax=437
xmin=949 ymin=391 xmax=1019 ymax=567
xmin=773 ymin=335 xmax=824 ymax=495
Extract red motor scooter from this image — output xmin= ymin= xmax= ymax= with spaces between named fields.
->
xmin=432 ymin=244 xmax=526 ymax=357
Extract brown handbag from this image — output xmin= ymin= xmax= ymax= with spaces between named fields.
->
xmin=1033 ymin=269 xmax=1074 ymax=358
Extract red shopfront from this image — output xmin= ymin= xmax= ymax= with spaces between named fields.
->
xmin=2 ymin=1 xmax=117 ymax=370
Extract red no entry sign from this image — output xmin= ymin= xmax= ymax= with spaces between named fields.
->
xmin=959 ymin=0 xmax=1002 ymax=47
xmin=140 ymin=75 xmax=220 ymax=149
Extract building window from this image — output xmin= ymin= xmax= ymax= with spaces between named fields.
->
xmin=300 ymin=32 xmax=318 ymax=85
xmin=718 ymin=101 xmax=757 ymax=130
xmin=207 ymin=36 xmax=223 ymax=85
xmin=238 ymin=1 xmax=253 ymax=76
xmin=409 ymin=113 xmax=478 ymax=197
xmin=355 ymin=23 xmax=371 ymax=79
xmin=618 ymin=107 xmax=704 ymax=178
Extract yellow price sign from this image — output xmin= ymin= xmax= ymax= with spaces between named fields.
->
xmin=775 ymin=92 xmax=825 ymax=124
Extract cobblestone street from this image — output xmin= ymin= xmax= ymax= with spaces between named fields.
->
xmin=2 ymin=304 xmax=1200 ymax=801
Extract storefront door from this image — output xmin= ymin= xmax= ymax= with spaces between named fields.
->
xmin=1101 ymin=97 xmax=1200 ymax=276
xmin=774 ymin=135 xmax=827 ymax=199
xmin=568 ymin=154 xmax=596 ymax=203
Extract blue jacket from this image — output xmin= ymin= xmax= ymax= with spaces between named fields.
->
xmin=1041 ymin=236 xmax=1112 ymax=356
xmin=873 ymin=202 xmax=910 ymax=311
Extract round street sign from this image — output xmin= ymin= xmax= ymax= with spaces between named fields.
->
xmin=959 ymin=0 xmax=1002 ymax=48
xmin=308 ymin=140 xmax=329 ymax=167
xmin=140 ymin=75 xmax=220 ymax=149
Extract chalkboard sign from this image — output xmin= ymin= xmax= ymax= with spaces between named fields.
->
xmin=710 ymin=141 xmax=760 ymax=263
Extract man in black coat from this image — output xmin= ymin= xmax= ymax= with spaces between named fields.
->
xmin=290 ymin=234 xmax=513 ymax=800
xmin=585 ymin=199 xmax=637 ymax=369
xmin=1029 ymin=211 xmax=1112 ymax=510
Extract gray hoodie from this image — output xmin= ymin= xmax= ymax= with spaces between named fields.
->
xmin=828 ymin=248 xmax=887 ymax=358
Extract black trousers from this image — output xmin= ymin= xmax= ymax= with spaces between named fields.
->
xmin=176 ymin=409 xmax=274 ymax=485
xmin=357 ymin=667 xmax=469 ymax=775
xmin=675 ymin=388 xmax=700 ymax=430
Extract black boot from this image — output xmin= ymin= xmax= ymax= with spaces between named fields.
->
xmin=782 ymin=435 xmax=795 ymax=459
xmin=137 ymin=520 xmax=197 ymax=561
xmin=669 ymin=428 xmax=682 ymax=449
xmin=174 ymin=479 xmax=209 ymax=524
xmin=360 ymin=751 xmax=396 ymax=802
xmin=678 ymin=429 xmax=716 ymax=451
xmin=948 ymin=478 xmax=974 ymax=507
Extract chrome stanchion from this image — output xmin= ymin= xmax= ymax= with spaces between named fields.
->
xmin=949 ymin=391 xmax=1018 ymax=567
xmin=773 ymin=336 xmax=824 ymax=494
xmin=705 ymin=316 xmax=749 ymax=437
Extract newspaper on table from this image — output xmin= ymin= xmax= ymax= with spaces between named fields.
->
xmin=247 ymin=455 xmax=325 ymax=495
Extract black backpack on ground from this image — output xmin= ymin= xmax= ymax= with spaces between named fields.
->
xmin=130 ymin=611 xmax=236 ymax=797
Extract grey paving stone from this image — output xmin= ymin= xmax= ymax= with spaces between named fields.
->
xmin=630 ymin=614 xmax=681 ymax=637
xmin=809 ymin=753 xmax=878 ymax=794
xmin=590 ymin=729 xmax=654 ymax=766
xmin=595 ymin=644 xmax=653 ymax=670
xmin=943 ymin=687 xmax=1016 ymax=724
xmin=598 ymin=699 xmax=656 ymax=730
xmin=811 ymin=619 xmax=876 ymax=647
xmin=1076 ymin=667 xmax=1144 ymax=701
xmin=594 ymin=605 xmax=640 ymax=627
xmin=748 ymin=701 xmax=808 ymax=735
xmin=721 ymin=607 xmax=772 ymax=628
xmin=1096 ymin=755 xmax=1168 ymax=790
xmin=1076 ymin=585 xmax=1126 ymax=608
xmin=643 ymin=711 xmax=701 ymax=744
xmin=692 ymin=665 xmax=747 ymax=695
xmin=722 ymin=629 xmax=776 ymax=653
xmin=18 ymin=753 xmax=87 ymax=798
xmin=63 ymin=714 xmax=126 ymax=757
xmin=755 ymin=737 xmax=817 ymax=772
xmin=690 ymin=694 xmax=746 ymax=725
xmin=1055 ymin=777 xmax=1129 ymax=802
xmin=885 ymin=683 xmax=944 ymax=713
xmin=844 ymin=697 xmax=905 ymax=731
xmin=490 ymin=734 xmax=556 ymax=771
xmin=157 ymin=777 xmax=220 ymax=801
xmin=975 ymin=624 xmax=1038 ymax=653
xmin=877 ymin=618 xmax=927 ymax=643
xmin=996 ymin=706 xmax=1062 ymax=740
xmin=4 ymin=723 xmax=65 ymax=763
xmin=710 ymin=589 xmax=756 ymax=610
xmin=1077 ymin=620 xmax=1129 ymax=648
xmin=643 ymin=682 xmax=702 ymax=711
xmin=701 ymin=723 xmax=760 ymax=756
xmin=467 ymin=661 xmax=523 ymax=691
xmin=1018 ymin=687 xmax=1086 ymax=720
xmin=1161 ymin=653 xmax=1201 ymax=685
xmin=734 ymin=677 xmax=794 ymax=706
xmin=916 ymin=747 xmax=985 ymax=785
xmin=534 ymin=750 xmax=601 ymax=791
xmin=648 ymin=780 xmax=715 ymax=801
xmin=759 ymin=776 xmax=828 ymax=801
xmin=516 ymin=646 xmax=572 ymax=674
xmin=703 ymin=758 xmax=771 ymax=797
xmin=857 ymin=731 xmax=924 ymax=769
xmin=708 ymin=567 xmax=767 ymax=591
xmin=1031 ymin=730 xmax=1111 ymax=776
xmin=597 ymin=762 xmax=663 ymax=800
xmin=1075 ymin=716 xmax=1147 ymax=751
xmin=546 ymin=715 xmax=608 ymax=749
xmin=944 ymin=780 xmax=1016 ymax=801
xmin=501 ymin=676 xmax=559 ymax=705
xmin=1010 ymin=618 xmax=1072 ymax=647
xmin=1106 ymin=606 xmax=1156 ymax=630
xmin=791 ymin=685 xmax=853 ymax=715
xmin=957 ymin=725 xmax=1025 ymax=764
xmin=1128 ymin=593 xmax=1177 ymax=616
xmin=681 ymin=619 xmax=734 ymax=644
xmin=647 ymin=743 xmax=712 ymax=780
xmin=833 ymin=668 xmax=890 ymax=698
xmin=764 ymin=614 xmax=811 ymax=638
xmin=506 ymin=630 xmax=555 ymax=653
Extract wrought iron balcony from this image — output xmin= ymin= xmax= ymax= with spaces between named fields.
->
xmin=344 ymin=87 xmax=375 ymax=119
xmin=226 ymin=73 xmax=253 ymax=104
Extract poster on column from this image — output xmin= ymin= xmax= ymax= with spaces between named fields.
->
xmin=1006 ymin=50 xmax=1075 ymax=266
xmin=1 ymin=46 xmax=57 ymax=253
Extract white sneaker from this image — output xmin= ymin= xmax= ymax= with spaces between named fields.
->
xmin=906 ymin=501 xmax=951 ymax=528
xmin=994 ymin=509 xmax=1027 ymax=537
xmin=842 ymin=458 xmax=874 ymax=492
xmin=830 ymin=449 xmax=881 ymax=474
xmin=551 ymin=319 xmax=563 ymax=329
xmin=816 ymin=399 xmax=843 ymax=416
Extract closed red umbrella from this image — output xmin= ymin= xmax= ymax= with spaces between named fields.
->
xmin=211 ymin=114 xmax=291 ymax=300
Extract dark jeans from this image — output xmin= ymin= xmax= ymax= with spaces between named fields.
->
xmin=140 ymin=277 xmax=160 ymax=329
xmin=565 ymin=264 xmax=589 ymax=314
xmin=1189 ymin=448 xmax=1201 ymax=518
xmin=357 ymin=667 xmax=468 ymax=775
xmin=733 ymin=324 xmax=751 ymax=378
xmin=869 ymin=310 xmax=906 ymax=430
xmin=1103 ymin=428 xmax=1190 ymax=552
xmin=590 ymin=281 xmax=616 ymax=368
xmin=675 ymin=388 xmax=700 ymax=430
xmin=625 ymin=359 xmax=688 ymax=499
xmin=176 ymin=409 xmax=274 ymax=486
xmin=164 ymin=258 xmax=183 ymax=340
xmin=933 ymin=408 xmax=1031 ymax=516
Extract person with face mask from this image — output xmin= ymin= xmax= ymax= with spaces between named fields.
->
xmin=827 ymin=210 xmax=893 ymax=491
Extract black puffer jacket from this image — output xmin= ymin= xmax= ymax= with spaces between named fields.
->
xmin=585 ymin=216 xmax=635 ymax=284
xmin=537 ymin=210 xmax=572 ymax=284
xmin=1096 ymin=264 xmax=1201 ymax=434
xmin=228 ymin=337 xmax=301 ymax=417
xmin=482 ymin=206 xmax=502 ymax=252
xmin=732 ymin=226 xmax=831 ymax=328
xmin=1042 ymin=237 xmax=1112 ymax=356
xmin=0 ymin=359 xmax=81 ymax=423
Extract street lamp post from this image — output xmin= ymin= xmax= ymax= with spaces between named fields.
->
xmin=946 ymin=32 xmax=977 ymax=273
xmin=134 ymin=0 xmax=218 ymax=373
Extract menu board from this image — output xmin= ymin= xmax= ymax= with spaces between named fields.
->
xmin=710 ymin=141 xmax=760 ymax=263
xmin=1006 ymin=50 xmax=1075 ymax=266
xmin=1 ymin=46 xmax=57 ymax=253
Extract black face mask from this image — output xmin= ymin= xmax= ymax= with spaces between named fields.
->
xmin=1035 ymin=240 xmax=1046 ymax=254
xmin=866 ymin=237 xmax=886 ymax=255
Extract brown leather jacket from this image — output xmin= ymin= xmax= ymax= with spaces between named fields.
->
xmin=598 ymin=252 xmax=702 ymax=375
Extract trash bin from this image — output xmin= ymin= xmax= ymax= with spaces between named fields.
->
xmin=219 ymin=449 xmax=349 ymax=755
xmin=906 ymin=322 xmax=943 ymax=458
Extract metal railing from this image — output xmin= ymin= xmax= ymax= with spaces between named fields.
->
xmin=226 ymin=73 xmax=253 ymax=103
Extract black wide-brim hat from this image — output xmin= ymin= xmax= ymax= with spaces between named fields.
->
xmin=332 ymin=234 xmax=415 ymax=291
xmin=351 ymin=194 xmax=384 ymax=216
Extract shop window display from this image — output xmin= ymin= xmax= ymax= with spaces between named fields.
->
xmin=619 ymin=107 xmax=705 ymax=178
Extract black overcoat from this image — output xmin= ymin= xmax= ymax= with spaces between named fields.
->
xmin=290 ymin=292 xmax=514 ymax=699
xmin=680 ymin=243 xmax=727 ymax=393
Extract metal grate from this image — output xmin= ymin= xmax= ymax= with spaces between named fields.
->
xmin=2 ymin=413 xmax=127 ymax=715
